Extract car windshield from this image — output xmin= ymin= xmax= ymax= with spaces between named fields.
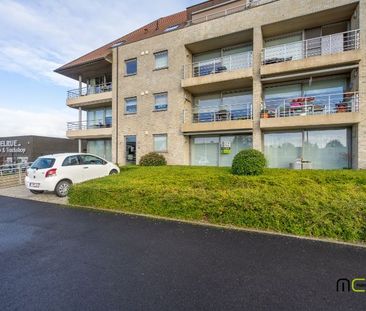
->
xmin=31 ymin=158 xmax=55 ymax=169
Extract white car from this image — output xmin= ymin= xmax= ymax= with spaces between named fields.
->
xmin=25 ymin=153 xmax=120 ymax=197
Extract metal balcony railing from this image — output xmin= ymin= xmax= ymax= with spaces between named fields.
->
xmin=261 ymin=92 xmax=359 ymax=118
xmin=67 ymin=119 xmax=112 ymax=131
xmin=262 ymin=29 xmax=360 ymax=65
xmin=67 ymin=82 xmax=112 ymax=99
xmin=183 ymin=52 xmax=253 ymax=79
xmin=188 ymin=0 xmax=279 ymax=25
xmin=192 ymin=103 xmax=253 ymax=123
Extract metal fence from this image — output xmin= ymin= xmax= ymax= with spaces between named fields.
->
xmin=67 ymin=82 xmax=112 ymax=99
xmin=183 ymin=52 xmax=253 ymax=79
xmin=188 ymin=0 xmax=279 ymax=25
xmin=67 ymin=119 xmax=112 ymax=131
xmin=262 ymin=92 xmax=359 ymax=118
xmin=262 ymin=29 xmax=360 ymax=65
xmin=192 ymin=102 xmax=253 ymax=123
xmin=0 ymin=162 xmax=32 ymax=189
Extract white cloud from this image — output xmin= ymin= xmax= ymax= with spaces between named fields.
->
xmin=0 ymin=0 xmax=195 ymax=87
xmin=0 ymin=107 xmax=76 ymax=138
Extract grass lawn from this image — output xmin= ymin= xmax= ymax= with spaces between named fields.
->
xmin=69 ymin=166 xmax=366 ymax=243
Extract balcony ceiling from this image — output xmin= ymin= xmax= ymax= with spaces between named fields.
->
xmin=185 ymin=29 xmax=253 ymax=54
xmin=55 ymin=58 xmax=112 ymax=82
xmin=262 ymin=3 xmax=358 ymax=38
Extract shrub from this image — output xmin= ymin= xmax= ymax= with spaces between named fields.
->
xmin=139 ymin=152 xmax=167 ymax=166
xmin=232 ymin=149 xmax=266 ymax=176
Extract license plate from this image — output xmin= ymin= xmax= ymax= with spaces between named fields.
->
xmin=29 ymin=182 xmax=40 ymax=188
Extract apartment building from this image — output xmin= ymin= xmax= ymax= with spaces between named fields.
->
xmin=55 ymin=0 xmax=365 ymax=169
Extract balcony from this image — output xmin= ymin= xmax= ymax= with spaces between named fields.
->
xmin=182 ymin=52 xmax=253 ymax=94
xmin=260 ymin=92 xmax=360 ymax=129
xmin=183 ymin=102 xmax=253 ymax=134
xmin=66 ymin=83 xmax=112 ymax=108
xmin=261 ymin=30 xmax=361 ymax=75
xmin=66 ymin=119 xmax=112 ymax=139
xmin=188 ymin=0 xmax=278 ymax=25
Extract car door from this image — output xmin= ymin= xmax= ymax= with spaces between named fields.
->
xmin=79 ymin=154 xmax=108 ymax=181
xmin=60 ymin=155 xmax=84 ymax=184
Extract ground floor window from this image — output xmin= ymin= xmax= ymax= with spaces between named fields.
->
xmin=191 ymin=134 xmax=252 ymax=167
xmin=264 ymin=128 xmax=351 ymax=169
xmin=87 ymin=139 xmax=112 ymax=162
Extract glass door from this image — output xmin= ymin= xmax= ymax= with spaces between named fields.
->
xmin=125 ymin=136 xmax=136 ymax=165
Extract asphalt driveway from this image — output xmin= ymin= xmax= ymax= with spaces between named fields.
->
xmin=0 ymin=196 xmax=365 ymax=311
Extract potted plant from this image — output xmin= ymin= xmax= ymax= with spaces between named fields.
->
xmin=261 ymin=108 xmax=269 ymax=118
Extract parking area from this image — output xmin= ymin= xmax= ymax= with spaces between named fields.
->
xmin=0 ymin=185 xmax=67 ymax=204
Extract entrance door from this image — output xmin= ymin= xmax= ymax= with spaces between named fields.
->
xmin=125 ymin=136 xmax=136 ymax=165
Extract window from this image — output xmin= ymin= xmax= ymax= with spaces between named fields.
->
xmin=125 ymin=58 xmax=137 ymax=76
xmin=154 ymin=93 xmax=168 ymax=111
xmin=62 ymin=155 xmax=80 ymax=166
xmin=31 ymin=158 xmax=55 ymax=169
xmin=87 ymin=107 xmax=112 ymax=128
xmin=125 ymin=97 xmax=137 ymax=114
xmin=154 ymin=51 xmax=168 ymax=69
xmin=164 ymin=25 xmax=179 ymax=32
xmin=153 ymin=134 xmax=167 ymax=152
xmin=87 ymin=140 xmax=112 ymax=162
xmin=80 ymin=155 xmax=105 ymax=165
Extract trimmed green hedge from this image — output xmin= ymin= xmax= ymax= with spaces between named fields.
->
xmin=232 ymin=150 xmax=266 ymax=176
xmin=69 ymin=166 xmax=366 ymax=243
xmin=139 ymin=152 xmax=167 ymax=166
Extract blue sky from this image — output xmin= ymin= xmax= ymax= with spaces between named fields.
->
xmin=0 ymin=0 xmax=199 ymax=137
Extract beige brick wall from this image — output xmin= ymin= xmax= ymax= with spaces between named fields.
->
xmin=110 ymin=0 xmax=363 ymax=167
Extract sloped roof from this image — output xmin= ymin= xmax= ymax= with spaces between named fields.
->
xmin=55 ymin=10 xmax=188 ymax=73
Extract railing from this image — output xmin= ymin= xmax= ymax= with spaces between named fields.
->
xmin=183 ymin=52 xmax=253 ymax=79
xmin=188 ymin=0 xmax=278 ymax=25
xmin=67 ymin=119 xmax=112 ymax=131
xmin=67 ymin=82 xmax=112 ymax=99
xmin=261 ymin=92 xmax=359 ymax=118
xmin=192 ymin=103 xmax=253 ymax=123
xmin=262 ymin=30 xmax=360 ymax=65
xmin=0 ymin=162 xmax=32 ymax=189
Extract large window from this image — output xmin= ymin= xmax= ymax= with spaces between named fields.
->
xmin=153 ymin=134 xmax=167 ymax=152
xmin=154 ymin=93 xmax=168 ymax=111
xmin=87 ymin=107 xmax=112 ymax=128
xmin=87 ymin=139 xmax=112 ymax=162
xmin=193 ymin=90 xmax=252 ymax=122
xmin=154 ymin=51 xmax=168 ymax=69
xmin=125 ymin=58 xmax=137 ymax=76
xmin=191 ymin=135 xmax=253 ymax=167
xmin=264 ymin=128 xmax=351 ymax=169
xmin=263 ymin=76 xmax=348 ymax=115
xmin=125 ymin=97 xmax=137 ymax=114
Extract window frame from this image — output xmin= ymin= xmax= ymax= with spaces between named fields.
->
xmin=154 ymin=50 xmax=168 ymax=70
xmin=125 ymin=58 xmax=137 ymax=76
xmin=153 ymin=134 xmax=168 ymax=153
xmin=125 ymin=97 xmax=137 ymax=115
xmin=153 ymin=92 xmax=168 ymax=112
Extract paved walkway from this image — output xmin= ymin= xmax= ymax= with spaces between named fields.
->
xmin=0 ymin=196 xmax=365 ymax=310
xmin=0 ymin=185 xmax=67 ymax=205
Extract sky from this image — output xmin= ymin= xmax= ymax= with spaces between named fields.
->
xmin=0 ymin=0 xmax=199 ymax=138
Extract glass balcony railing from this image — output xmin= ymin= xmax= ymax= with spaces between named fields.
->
xmin=67 ymin=82 xmax=112 ymax=99
xmin=192 ymin=102 xmax=253 ymax=123
xmin=262 ymin=30 xmax=360 ymax=65
xmin=183 ymin=52 xmax=253 ymax=79
xmin=261 ymin=92 xmax=359 ymax=119
xmin=67 ymin=118 xmax=112 ymax=131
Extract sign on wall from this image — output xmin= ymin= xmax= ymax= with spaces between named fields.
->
xmin=0 ymin=140 xmax=26 ymax=154
xmin=220 ymin=141 xmax=232 ymax=155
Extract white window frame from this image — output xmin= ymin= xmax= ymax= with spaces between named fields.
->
xmin=153 ymin=134 xmax=168 ymax=153
xmin=125 ymin=97 xmax=137 ymax=114
xmin=154 ymin=92 xmax=168 ymax=111
xmin=154 ymin=50 xmax=168 ymax=69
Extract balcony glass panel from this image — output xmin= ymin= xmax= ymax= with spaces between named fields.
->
xmin=193 ymin=91 xmax=252 ymax=123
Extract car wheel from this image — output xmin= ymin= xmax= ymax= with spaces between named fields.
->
xmin=109 ymin=169 xmax=118 ymax=175
xmin=55 ymin=180 xmax=71 ymax=197
xmin=30 ymin=190 xmax=44 ymax=194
